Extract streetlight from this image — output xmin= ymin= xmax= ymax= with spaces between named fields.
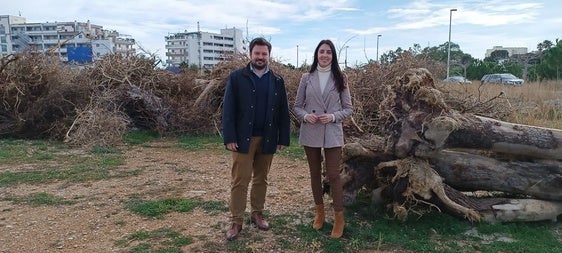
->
xmin=296 ymin=45 xmax=299 ymax=69
xmin=344 ymin=46 xmax=349 ymax=69
xmin=376 ymin=34 xmax=382 ymax=62
xmin=446 ymin=8 xmax=457 ymax=79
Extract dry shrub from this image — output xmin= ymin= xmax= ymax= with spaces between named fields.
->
xmin=440 ymin=81 xmax=562 ymax=129
xmin=64 ymin=107 xmax=129 ymax=148
xmin=0 ymin=52 xmax=87 ymax=138
xmin=345 ymin=54 xmax=445 ymax=135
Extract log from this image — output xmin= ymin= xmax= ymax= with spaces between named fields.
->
xmin=480 ymin=198 xmax=562 ymax=223
xmin=423 ymin=114 xmax=562 ymax=160
xmin=415 ymin=149 xmax=562 ymax=201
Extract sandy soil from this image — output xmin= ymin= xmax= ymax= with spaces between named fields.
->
xmin=0 ymin=138 xmax=318 ymax=252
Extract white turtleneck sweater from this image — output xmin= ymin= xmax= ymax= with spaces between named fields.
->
xmin=317 ymin=65 xmax=331 ymax=94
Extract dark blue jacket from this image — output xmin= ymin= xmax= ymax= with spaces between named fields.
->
xmin=222 ymin=63 xmax=291 ymax=154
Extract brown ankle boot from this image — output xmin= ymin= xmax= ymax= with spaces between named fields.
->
xmin=330 ymin=211 xmax=345 ymax=238
xmin=226 ymin=223 xmax=242 ymax=241
xmin=312 ymin=204 xmax=325 ymax=230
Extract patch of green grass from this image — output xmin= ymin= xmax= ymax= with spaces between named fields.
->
xmin=125 ymin=197 xmax=227 ymax=218
xmin=90 ymin=145 xmax=121 ymax=154
xmin=265 ymin=192 xmax=561 ymax=253
xmin=0 ymin=139 xmax=61 ymax=165
xmin=124 ymin=129 xmax=160 ymax=145
xmin=116 ymin=227 xmax=193 ymax=253
xmin=198 ymin=200 xmax=229 ymax=215
xmin=0 ymin=148 xmax=131 ymax=186
xmin=177 ymin=135 xmax=223 ymax=151
xmin=278 ymin=134 xmax=306 ymax=160
xmin=4 ymin=192 xmax=75 ymax=206
xmin=175 ymin=134 xmax=305 ymax=160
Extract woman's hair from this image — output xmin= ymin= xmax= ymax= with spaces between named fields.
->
xmin=249 ymin=37 xmax=272 ymax=53
xmin=310 ymin=39 xmax=346 ymax=92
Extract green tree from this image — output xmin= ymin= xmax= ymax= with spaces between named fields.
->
xmin=537 ymin=39 xmax=562 ymax=80
xmin=380 ymin=47 xmax=405 ymax=64
xmin=490 ymin=50 xmax=509 ymax=61
xmin=188 ymin=64 xmax=199 ymax=72
xmin=537 ymin=40 xmax=554 ymax=52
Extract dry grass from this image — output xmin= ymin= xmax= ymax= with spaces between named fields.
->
xmin=440 ymin=81 xmax=562 ymax=129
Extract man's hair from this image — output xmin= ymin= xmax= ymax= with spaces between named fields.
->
xmin=249 ymin=37 xmax=272 ymax=53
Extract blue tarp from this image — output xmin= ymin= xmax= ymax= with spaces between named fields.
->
xmin=67 ymin=46 xmax=93 ymax=63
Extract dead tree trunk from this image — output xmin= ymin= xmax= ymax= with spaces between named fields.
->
xmin=423 ymin=114 xmax=562 ymax=160
xmin=339 ymin=68 xmax=562 ymax=223
xmin=416 ymin=149 xmax=562 ymax=201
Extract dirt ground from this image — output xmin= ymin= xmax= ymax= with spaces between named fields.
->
xmin=0 ymin=138 xmax=320 ymax=252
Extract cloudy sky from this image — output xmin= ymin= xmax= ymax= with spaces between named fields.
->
xmin=5 ymin=0 xmax=561 ymax=67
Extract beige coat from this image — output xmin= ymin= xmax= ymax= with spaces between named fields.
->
xmin=293 ymin=71 xmax=353 ymax=148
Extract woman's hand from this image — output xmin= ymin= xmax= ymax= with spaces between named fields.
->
xmin=305 ymin=114 xmax=319 ymax=124
xmin=318 ymin=114 xmax=335 ymax=124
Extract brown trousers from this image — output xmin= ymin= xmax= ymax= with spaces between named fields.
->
xmin=229 ymin=137 xmax=273 ymax=225
xmin=304 ymin=146 xmax=344 ymax=212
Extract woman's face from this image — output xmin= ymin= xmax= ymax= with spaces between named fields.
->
xmin=317 ymin=44 xmax=332 ymax=68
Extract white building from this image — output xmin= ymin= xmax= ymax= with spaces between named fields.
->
xmin=485 ymin=46 xmax=528 ymax=58
xmin=0 ymin=15 xmax=135 ymax=62
xmin=0 ymin=15 xmax=26 ymax=58
xmin=165 ymin=27 xmax=247 ymax=69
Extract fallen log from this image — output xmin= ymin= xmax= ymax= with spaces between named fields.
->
xmin=336 ymin=68 xmax=562 ymax=223
xmin=422 ymin=114 xmax=562 ymax=160
xmin=416 ymin=149 xmax=562 ymax=201
xmin=340 ymin=150 xmax=562 ymax=223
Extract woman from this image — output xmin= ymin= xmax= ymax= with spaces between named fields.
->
xmin=293 ymin=39 xmax=353 ymax=238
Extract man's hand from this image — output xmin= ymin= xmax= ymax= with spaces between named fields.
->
xmin=226 ymin=142 xmax=238 ymax=151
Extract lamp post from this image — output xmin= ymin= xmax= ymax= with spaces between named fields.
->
xmin=344 ymin=46 xmax=349 ymax=69
xmin=296 ymin=45 xmax=299 ymax=69
xmin=446 ymin=8 xmax=457 ymax=79
xmin=376 ymin=34 xmax=382 ymax=62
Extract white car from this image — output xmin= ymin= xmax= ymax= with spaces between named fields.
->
xmin=443 ymin=76 xmax=472 ymax=84
xmin=481 ymin=73 xmax=524 ymax=85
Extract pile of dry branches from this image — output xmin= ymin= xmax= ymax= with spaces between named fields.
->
xmin=0 ymin=52 xmax=516 ymax=148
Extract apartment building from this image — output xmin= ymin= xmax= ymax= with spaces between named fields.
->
xmin=165 ymin=27 xmax=247 ymax=69
xmin=0 ymin=15 xmax=26 ymax=58
xmin=0 ymin=15 xmax=135 ymax=62
xmin=485 ymin=46 xmax=528 ymax=58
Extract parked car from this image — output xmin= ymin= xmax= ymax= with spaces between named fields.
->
xmin=443 ymin=76 xmax=472 ymax=84
xmin=480 ymin=73 xmax=524 ymax=85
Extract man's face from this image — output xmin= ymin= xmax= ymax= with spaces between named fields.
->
xmin=250 ymin=45 xmax=270 ymax=70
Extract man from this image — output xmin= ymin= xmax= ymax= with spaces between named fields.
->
xmin=221 ymin=37 xmax=291 ymax=241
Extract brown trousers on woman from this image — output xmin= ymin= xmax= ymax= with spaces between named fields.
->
xmin=304 ymin=146 xmax=343 ymax=212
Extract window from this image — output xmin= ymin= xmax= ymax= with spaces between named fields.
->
xmin=1 ymin=45 xmax=7 ymax=52
xmin=0 ymin=36 xmax=6 ymax=43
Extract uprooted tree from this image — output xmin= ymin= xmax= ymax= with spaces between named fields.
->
xmin=339 ymin=68 xmax=562 ymax=223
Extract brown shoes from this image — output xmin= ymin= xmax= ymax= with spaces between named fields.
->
xmin=226 ymin=223 xmax=242 ymax=241
xmin=250 ymin=213 xmax=270 ymax=231
xmin=227 ymin=213 xmax=268 ymax=241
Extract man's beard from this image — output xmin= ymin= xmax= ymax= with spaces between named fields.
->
xmin=251 ymin=60 xmax=267 ymax=70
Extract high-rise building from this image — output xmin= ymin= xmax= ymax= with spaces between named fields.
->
xmin=0 ymin=15 xmax=135 ymax=63
xmin=165 ymin=27 xmax=247 ymax=69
